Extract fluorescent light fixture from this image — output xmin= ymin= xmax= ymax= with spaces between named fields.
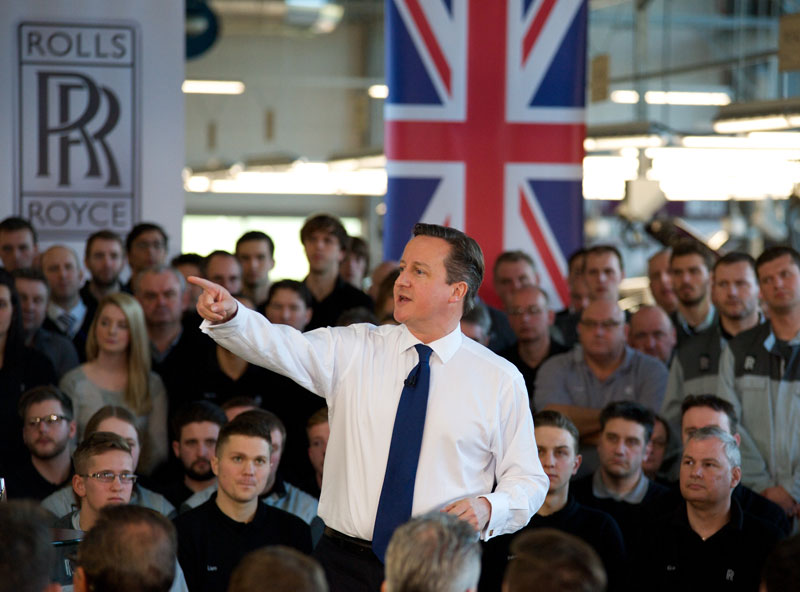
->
xmin=707 ymin=229 xmax=729 ymax=250
xmin=610 ymin=90 xmax=731 ymax=106
xmin=583 ymin=155 xmax=638 ymax=200
xmin=681 ymin=132 xmax=800 ymax=150
xmin=712 ymin=115 xmax=800 ymax=134
xmin=584 ymin=135 xmax=664 ymax=150
xmin=182 ymin=80 xmax=245 ymax=95
xmin=368 ymin=84 xmax=389 ymax=99
xmin=713 ymin=98 xmax=800 ymax=133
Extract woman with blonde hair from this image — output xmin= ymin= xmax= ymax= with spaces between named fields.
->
xmin=59 ymin=292 xmax=167 ymax=474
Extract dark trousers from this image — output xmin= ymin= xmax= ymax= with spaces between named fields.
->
xmin=313 ymin=530 xmax=384 ymax=592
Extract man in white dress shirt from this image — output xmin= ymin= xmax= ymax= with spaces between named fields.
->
xmin=189 ymin=223 xmax=547 ymax=592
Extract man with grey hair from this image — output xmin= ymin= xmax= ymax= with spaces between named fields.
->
xmin=635 ymin=426 xmax=783 ymax=590
xmin=383 ymin=512 xmax=481 ymax=592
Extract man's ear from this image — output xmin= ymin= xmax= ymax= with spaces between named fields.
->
xmin=172 ymin=440 xmax=180 ymax=459
xmin=731 ymin=466 xmax=742 ymax=489
xmin=449 ymin=281 xmax=468 ymax=304
xmin=211 ymin=455 xmax=220 ymax=477
xmin=73 ymin=566 xmax=88 ymax=592
xmin=572 ymin=454 xmax=583 ymax=476
xmin=381 ymin=581 xmax=387 ymax=592
xmin=72 ymin=474 xmax=86 ymax=499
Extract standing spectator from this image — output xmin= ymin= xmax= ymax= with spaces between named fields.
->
xmin=235 ymin=231 xmax=275 ymax=308
xmin=14 ymin=268 xmax=79 ymax=378
xmin=669 ymin=241 xmax=716 ymax=344
xmin=124 ymin=223 xmax=168 ymax=292
xmin=489 ymin=250 xmax=538 ymax=352
xmin=306 ymin=408 xmax=329 ymax=499
xmin=300 ymin=214 xmax=373 ymax=330
xmin=204 ymin=250 xmax=242 ymax=296
xmin=340 ymin=236 xmax=369 ymax=290
xmin=460 ymin=302 xmax=492 ymax=347
xmin=647 ymin=248 xmax=678 ymax=315
xmin=171 ymin=253 xmax=205 ymax=312
xmin=583 ymin=245 xmax=624 ymax=302
xmin=628 ymin=304 xmax=676 ymax=365
xmin=0 ymin=216 xmax=38 ymax=271
xmin=553 ymin=248 xmax=590 ymax=348
xmin=59 ymin=293 xmax=167 ymax=474
xmin=81 ymin=230 xmax=125 ymax=310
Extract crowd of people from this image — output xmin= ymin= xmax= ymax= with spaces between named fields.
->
xmin=0 ymin=212 xmax=799 ymax=592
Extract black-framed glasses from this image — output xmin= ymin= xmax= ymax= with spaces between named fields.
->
xmin=26 ymin=414 xmax=69 ymax=427
xmin=80 ymin=471 xmax=137 ymax=485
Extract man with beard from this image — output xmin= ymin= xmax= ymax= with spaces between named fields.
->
xmin=4 ymin=385 xmax=76 ymax=500
xmin=80 ymin=230 xmax=125 ymax=309
xmin=669 ymin=241 xmax=716 ymax=345
xmin=152 ymin=401 xmax=227 ymax=508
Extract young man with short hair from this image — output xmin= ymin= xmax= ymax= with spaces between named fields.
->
xmin=5 ymin=385 xmax=76 ymax=501
xmin=81 ymin=230 xmax=125 ymax=308
xmin=669 ymin=240 xmax=716 ymax=343
xmin=235 ymin=231 xmax=275 ymax=308
xmin=174 ymin=411 xmax=312 ymax=592
xmin=124 ymin=223 xmax=168 ymax=291
xmin=204 ymin=250 xmax=242 ymax=296
xmin=583 ymin=245 xmax=624 ymax=302
xmin=0 ymin=216 xmax=38 ymax=271
xmin=56 ymin=432 xmax=136 ymax=531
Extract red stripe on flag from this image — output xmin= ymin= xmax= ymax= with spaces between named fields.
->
xmin=407 ymin=0 xmax=452 ymax=95
xmin=519 ymin=188 xmax=569 ymax=305
xmin=522 ymin=0 xmax=558 ymax=64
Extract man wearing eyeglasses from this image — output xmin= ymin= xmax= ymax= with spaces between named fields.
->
xmin=53 ymin=432 xmax=136 ymax=531
xmin=4 ymin=385 xmax=76 ymax=501
xmin=499 ymin=285 xmax=567 ymax=408
xmin=535 ymin=299 xmax=668 ymax=474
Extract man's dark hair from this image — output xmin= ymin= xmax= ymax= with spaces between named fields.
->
xmin=11 ymin=267 xmax=48 ymax=289
xmin=0 ymin=501 xmax=57 ymax=592
xmin=585 ymin=244 xmax=624 ymax=273
xmin=680 ymin=394 xmax=738 ymax=435
xmin=461 ymin=301 xmax=491 ymax=335
xmin=266 ymin=279 xmax=313 ymax=309
xmin=202 ymin=250 xmax=240 ymax=275
xmin=171 ymin=401 xmax=227 ymax=442
xmin=568 ymin=248 xmax=587 ymax=274
xmin=712 ymin=251 xmax=756 ymax=274
xmin=216 ymin=409 xmax=274 ymax=453
xmin=0 ymin=216 xmax=37 ymax=244
xmin=413 ymin=223 xmax=485 ymax=315
xmin=221 ymin=396 xmax=259 ymax=413
xmin=228 ymin=546 xmax=328 ymax=592
xmin=504 ymin=529 xmax=606 ymax=592
xmin=236 ymin=230 xmax=275 ymax=258
xmin=306 ymin=407 xmax=328 ymax=431
xmin=493 ymin=250 xmax=536 ymax=277
xmin=761 ymin=533 xmax=800 ymax=592
xmin=336 ymin=306 xmax=378 ymax=327
xmin=300 ymin=214 xmax=349 ymax=250
xmin=125 ymin=223 xmax=168 ymax=253
xmin=599 ymin=401 xmax=655 ymax=442
xmin=73 ymin=431 xmax=132 ymax=475
xmin=17 ymin=385 xmax=73 ymax=420
xmin=534 ymin=410 xmax=580 ymax=453
xmin=0 ymin=269 xmax=26 ymax=366
xmin=85 ymin=230 xmax=124 ymax=259
xmin=170 ymin=252 xmax=204 ymax=268
xmin=77 ymin=505 xmax=176 ymax=592
xmin=756 ymin=246 xmax=800 ymax=278
xmin=670 ymin=239 xmax=715 ymax=270
xmin=346 ymin=236 xmax=369 ymax=269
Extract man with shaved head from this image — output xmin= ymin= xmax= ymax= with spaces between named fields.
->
xmin=628 ymin=305 xmax=676 ymax=365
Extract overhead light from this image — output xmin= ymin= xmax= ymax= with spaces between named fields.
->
xmin=585 ymin=122 xmax=669 ymax=151
xmin=713 ymin=98 xmax=800 ymax=133
xmin=610 ymin=90 xmax=731 ymax=106
xmin=182 ymin=80 xmax=245 ymax=95
xmin=681 ymin=132 xmax=800 ymax=149
xmin=368 ymin=84 xmax=389 ymax=99
xmin=585 ymin=135 xmax=664 ymax=150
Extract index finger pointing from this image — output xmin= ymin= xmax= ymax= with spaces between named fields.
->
xmin=187 ymin=276 xmax=220 ymax=293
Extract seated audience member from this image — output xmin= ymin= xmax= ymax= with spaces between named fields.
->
xmin=59 ymin=292 xmax=168 ymax=474
xmin=306 ymin=408 xmax=329 ymax=499
xmin=502 ymin=529 xmax=606 ymax=592
xmin=636 ymin=427 xmax=783 ymax=591
xmin=628 ymin=304 xmax=676 ymax=365
xmin=14 ymin=268 xmax=79 ymax=378
xmin=42 ymin=405 xmax=175 ymax=519
xmin=171 ymin=253 xmax=205 ymax=312
xmin=668 ymin=395 xmax=790 ymax=535
xmin=180 ymin=410 xmax=321 ymax=542
xmin=366 ymin=260 xmax=398 ymax=302
xmin=0 ymin=269 xmax=58 ymax=468
xmin=222 ymin=396 xmax=259 ymax=421
xmin=235 ymin=230 xmax=275 ymax=308
xmin=340 ymin=235 xmax=369 ymax=290
xmin=263 ymin=279 xmax=313 ymax=330
xmin=53 ymin=431 xmax=136 ymax=531
xmin=0 ymin=501 xmax=60 ymax=592
xmin=81 ymin=230 xmax=126 ymax=310
xmin=0 ymin=215 xmax=38 ymax=271
xmin=204 ymin=250 xmax=243 ymax=295
xmin=480 ymin=411 xmax=624 ymax=592
xmin=300 ymin=214 xmax=373 ymax=330
xmin=174 ymin=411 xmax=312 ymax=592
xmin=500 ymin=285 xmax=567 ymax=406
xmin=571 ymin=402 xmax=669 ymax=550
xmin=135 ymin=265 xmax=213 ymax=414
xmin=124 ymin=222 xmax=169 ymax=293
xmin=641 ymin=415 xmax=673 ymax=482
xmin=6 ymin=386 xmax=75 ymax=501
xmin=374 ymin=268 xmax=400 ymax=324
xmin=535 ymin=299 xmax=667 ymax=472
xmin=669 ymin=240 xmax=716 ymax=344
xmin=41 ymin=244 xmax=95 ymax=361
xmin=460 ymin=302 xmax=492 ymax=347
xmin=761 ymin=533 xmax=800 ymax=592
xmin=227 ymin=546 xmax=328 ymax=592
xmin=647 ymin=248 xmax=678 ymax=315
xmin=151 ymin=401 xmax=228 ymax=508
xmin=489 ymin=250 xmax=539 ymax=352
xmin=553 ymin=248 xmax=589 ymax=348
xmin=383 ymin=512 xmax=481 ymax=592
xmin=73 ymin=505 xmax=178 ymax=592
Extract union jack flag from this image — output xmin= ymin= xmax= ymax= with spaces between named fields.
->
xmin=384 ymin=0 xmax=587 ymax=308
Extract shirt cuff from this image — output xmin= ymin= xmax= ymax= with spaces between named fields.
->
xmin=199 ymin=301 xmax=242 ymax=335
xmin=479 ymin=492 xmax=508 ymax=540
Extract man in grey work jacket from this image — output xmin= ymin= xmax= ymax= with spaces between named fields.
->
xmin=189 ymin=223 xmax=548 ymax=592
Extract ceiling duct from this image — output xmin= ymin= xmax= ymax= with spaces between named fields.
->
xmin=210 ymin=0 xmax=344 ymax=35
